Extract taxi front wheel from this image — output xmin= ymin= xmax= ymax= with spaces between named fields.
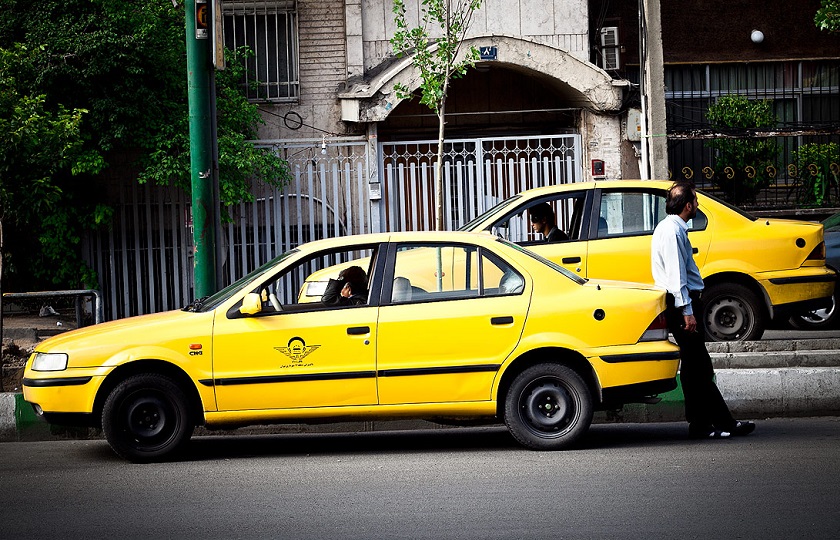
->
xmin=102 ymin=374 xmax=194 ymax=463
xmin=504 ymin=364 xmax=593 ymax=450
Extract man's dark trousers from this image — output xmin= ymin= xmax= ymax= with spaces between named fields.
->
xmin=665 ymin=291 xmax=736 ymax=431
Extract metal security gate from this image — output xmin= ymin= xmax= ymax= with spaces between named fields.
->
xmin=86 ymin=139 xmax=371 ymax=320
xmin=221 ymin=140 xmax=372 ymax=286
xmin=379 ymin=134 xmax=581 ymax=232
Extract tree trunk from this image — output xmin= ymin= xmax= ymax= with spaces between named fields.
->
xmin=435 ymin=90 xmax=448 ymax=231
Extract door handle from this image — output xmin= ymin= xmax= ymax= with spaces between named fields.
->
xmin=562 ymin=257 xmax=581 ymax=264
xmin=347 ymin=326 xmax=370 ymax=335
xmin=692 ymin=248 xmax=699 ymax=254
xmin=491 ymin=316 xmax=514 ymax=325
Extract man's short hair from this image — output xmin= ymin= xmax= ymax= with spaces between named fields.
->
xmin=666 ymin=182 xmax=696 ymax=215
xmin=528 ymin=202 xmax=555 ymax=224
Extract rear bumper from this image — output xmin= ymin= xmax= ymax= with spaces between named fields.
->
xmin=759 ymin=267 xmax=836 ymax=318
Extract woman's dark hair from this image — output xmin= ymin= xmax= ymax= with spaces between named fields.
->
xmin=339 ymin=265 xmax=367 ymax=288
xmin=666 ymin=182 xmax=696 ymax=215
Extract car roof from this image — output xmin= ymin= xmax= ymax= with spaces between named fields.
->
xmin=294 ymin=230 xmax=503 ymax=252
xmin=516 ymin=179 xmax=676 ymax=197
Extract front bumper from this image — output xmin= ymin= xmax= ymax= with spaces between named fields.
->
xmin=22 ymin=372 xmax=105 ymax=414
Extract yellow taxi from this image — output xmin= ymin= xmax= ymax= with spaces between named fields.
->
xmin=461 ymin=180 xmax=835 ymax=341
xmin=23 ymin=231 xmax=678 ymax=462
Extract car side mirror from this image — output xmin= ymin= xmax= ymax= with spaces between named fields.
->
xmin=240 ymin=292 xmax=262 ymax=316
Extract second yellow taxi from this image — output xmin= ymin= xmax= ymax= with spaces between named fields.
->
xmin=460 ymin=180 xmax=835 ymax=341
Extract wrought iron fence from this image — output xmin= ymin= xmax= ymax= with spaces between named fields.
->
xmin=664 ymin=60 xmax=840 ymax=211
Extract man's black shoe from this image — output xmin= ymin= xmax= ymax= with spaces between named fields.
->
xmin=731 ymin=420 xmax=756 ymax=436
xmin=689 ymin=424 xmax=731 ymax=439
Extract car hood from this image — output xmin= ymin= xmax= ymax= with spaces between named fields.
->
xmin=34 ymin=309 xmax=211 ymax=354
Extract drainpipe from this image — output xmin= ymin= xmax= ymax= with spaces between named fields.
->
xmin=639 ymin=0 xmax=668 ymax=180
xmin=185 ymin=0 xmax=217 ymax=298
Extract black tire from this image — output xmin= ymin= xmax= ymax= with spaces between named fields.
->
xmin=504 ymin=363 xmax=593 ymax=450
xmin=790 ymin=292 xmax=838 ymax=330
xmin=102 ymin=374 xmax=194 ymax=463
xmin=702 ymin=283 xmax=766 ymax=342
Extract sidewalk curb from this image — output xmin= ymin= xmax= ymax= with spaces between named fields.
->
xmin=3 ymin=366 xmax=840 ymax=442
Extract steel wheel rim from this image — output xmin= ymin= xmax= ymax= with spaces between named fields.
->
xmin=706 ymin=297 xmax=750 ymax=340
xmin=120 ymin=390 xmax=178 ymax=449
xmin=518 ymin=377 xmax=578 ymax=438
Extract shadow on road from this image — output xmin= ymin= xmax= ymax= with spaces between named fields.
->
xmin=138 ymin=421 xmax=700 ymax=462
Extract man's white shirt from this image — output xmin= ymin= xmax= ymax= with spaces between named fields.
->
xmin=651 ymin=214 xmax=704 ymax=315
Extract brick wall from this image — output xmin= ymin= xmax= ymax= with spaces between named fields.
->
xmin=298 ymin=0 xmax=346 ymax=106
xmin=258 ymin=0 xmax=360 ymax=139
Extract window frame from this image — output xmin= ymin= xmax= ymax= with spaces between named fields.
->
xmin=381 ymin=241 xmax=525 ymax=306
xmin=591 ymin=188 xmax=709 ymax=240
xmin=222 ymin=0 xmax=300 ymax=103
xmin=485 ymin=190 xmax=593 ymax=245
xmin=225 ymin=242 xmax=385 ymax=319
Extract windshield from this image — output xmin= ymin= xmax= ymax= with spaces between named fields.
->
xmin=188 ymin=249 xmax=299 ymax=312
xmin=496 ymin=238 xmax=587 ymax=285
xmin=458 ymin=195 xmax=523 ymax=231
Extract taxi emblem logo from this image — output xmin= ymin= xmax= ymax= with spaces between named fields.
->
xmin=275 ymin=337 xmax=320 ymax=362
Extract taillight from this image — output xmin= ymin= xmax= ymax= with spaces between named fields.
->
xmin=807 ymin=241 xmax=826 ymax=261
xmin=640 ymin=312 xmax=669 ymax=342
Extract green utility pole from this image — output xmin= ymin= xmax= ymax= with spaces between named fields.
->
xmin=185 ymin=0 xmax=217 ymax=299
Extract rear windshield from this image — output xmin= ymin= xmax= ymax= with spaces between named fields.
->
xmin=496 ymin=238 xmax=587 ymax=285
xmin=700 ymin=190 xmax=758 ymax=221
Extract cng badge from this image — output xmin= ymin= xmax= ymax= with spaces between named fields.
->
xmin=189 ymin=343 xmax=203 ymax=356
xmin=275 ymin=337 xmax=320 ymax=363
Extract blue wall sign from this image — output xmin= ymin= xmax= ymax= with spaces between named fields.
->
xmin=479 ymin=46 xmax=497 ymax=61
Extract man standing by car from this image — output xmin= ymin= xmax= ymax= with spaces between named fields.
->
xmin=651 ymin=182 xmax=756 ymax=439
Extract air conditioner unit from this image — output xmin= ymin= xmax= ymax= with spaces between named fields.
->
xmin=600 ymin=27 xmax=620 ymax=70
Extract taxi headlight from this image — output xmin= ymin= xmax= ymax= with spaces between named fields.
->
xmin=32 ymin=352 xmax=69 ymax=372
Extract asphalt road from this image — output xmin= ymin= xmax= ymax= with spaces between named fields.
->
xmin=1 ymin=417 xmax=839 ymax=539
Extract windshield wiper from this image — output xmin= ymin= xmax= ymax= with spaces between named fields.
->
xmin=185 ymin=295 xmax=211 ymax=312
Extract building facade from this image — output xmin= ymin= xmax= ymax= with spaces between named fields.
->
xmin=590 ymin=0 xmax=840 ymax=211
xmin=85 ymin=0 xmax=840 ymax=319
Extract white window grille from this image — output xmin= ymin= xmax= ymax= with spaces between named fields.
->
xmin=599 ymin=27 xmax=620 ymax=70
xmin=223 ymin=0 xmax=300 ymax=101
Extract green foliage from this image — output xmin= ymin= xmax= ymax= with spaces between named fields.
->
xmin=791 ymin=142 xmax=840 ymax=207
xmin=0 ymin=42 xmax=90 ymax=287
xmin=137 ymin=47 xmax=292 ymax=221
xmin=390 ymin=0 xmax=482 ymax=114
xmin=0 ymin=0 xmax=290 ymax=288
xmin=815 ymin=0 xmax=840 ymax=32
xmin=705 ymin=96 xmax=779 ymax=204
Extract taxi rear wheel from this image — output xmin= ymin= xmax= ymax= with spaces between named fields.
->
xmin=102 ymin=374 xmax=194 ymax=463
xmin=702 ymin=283 xmax=766 ymax=342
xmin=790 ymin=291 xmax=838 ymax=330
xmin=504 ymin=364 xmax=593 ymax=450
